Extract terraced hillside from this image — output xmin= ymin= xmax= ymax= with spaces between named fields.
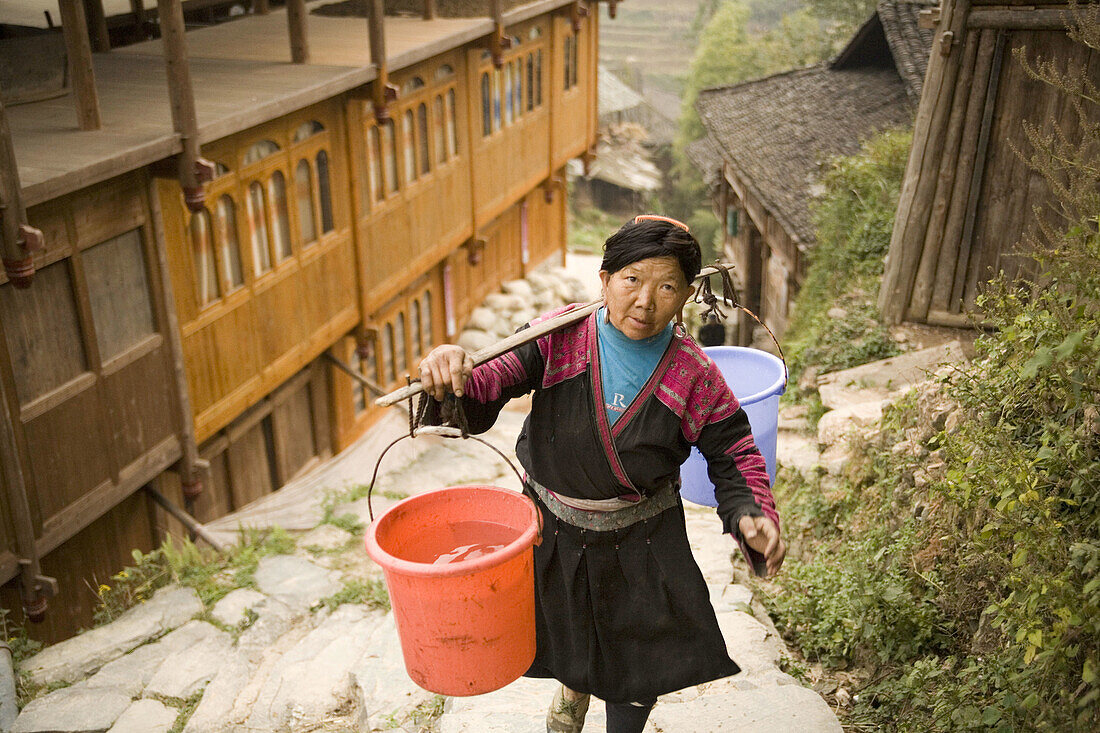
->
xmin=598 ymin=0 xmax=700 ymax=109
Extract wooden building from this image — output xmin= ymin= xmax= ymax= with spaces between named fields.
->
xmin=878 ymin=0 xmax=1099 ymax=325
xmin=689 ymin=0 xmax=933 ymax=343
xmin=0 ymin=0 xmax=599 ymax=641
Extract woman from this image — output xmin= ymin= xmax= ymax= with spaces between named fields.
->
xmin=419 ymin=216 xmax=784 ymax=733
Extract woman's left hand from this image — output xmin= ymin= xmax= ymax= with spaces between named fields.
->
xmin=737 ymin=515 xmax=786 ymax=577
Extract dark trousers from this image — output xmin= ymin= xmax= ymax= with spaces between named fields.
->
xmin=605 ymin=699 xmax=656 ymax=733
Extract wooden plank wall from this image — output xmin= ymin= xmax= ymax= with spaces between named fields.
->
xmin=0 ymin=170 xmax=183 ymax=643
xmin=879 ymin=1 xmax=1096 ymax=325
xmin=158 ymin=98 xmax=359 ymax=443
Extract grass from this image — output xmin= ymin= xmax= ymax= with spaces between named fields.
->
xmin=317 ymin=579 xmax=391 ymax=613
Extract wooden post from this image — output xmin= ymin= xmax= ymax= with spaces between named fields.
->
xmin=489 ymin=0 xmax=509 ymax=68
xmin=907 ymin=29 xmax=981 ymax=320
xmin=286 ymin=0 xmax=310 ymax=64
xmin=0 ymin=97 xmax=45 ymax=288
xmin=877 ymin=0 xmax=972 ymax=323
xmin=58 ymin=0 xmax=102 ymax=131
xmin=145 ymin=176 xmax=207 ymax=508
xmin=252 ymin=0 xmax=270 ymax=15
xmin=157 ymin=0 xmax=210 ymax=212
xmin=930 ymin=29 xmax=998 ymax=313
xmin=129 ymin=0 xmax=146 ymax=35
xmin=0 ymin=350 xmax=56 ymax=621
xmin=84 ymin=0 xmax=111 ymax=51
xmin=368 ymin=0 xmax=396 ymax=122
xmin=422 ymin=0 xmax=436 ymax=21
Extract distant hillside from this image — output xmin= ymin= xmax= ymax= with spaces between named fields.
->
xmin=598 ymin=0 xmax=699 ymax=106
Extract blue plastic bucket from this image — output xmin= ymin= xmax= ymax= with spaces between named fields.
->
xmin=680 ymin=347 xmax=787 ymax=507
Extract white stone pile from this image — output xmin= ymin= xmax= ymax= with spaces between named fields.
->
xmin=456 ymin=266 xmax=592 ymax=354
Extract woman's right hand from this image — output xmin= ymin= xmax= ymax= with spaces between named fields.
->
xmin=418 ymin=345 xmax=474 ymax=401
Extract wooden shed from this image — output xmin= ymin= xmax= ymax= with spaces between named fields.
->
xmin=878 ymin=0 xmax=1099 ymax=325
xmin=691 ymin=0 xmax=932 ymax=343
xmin=0 ymin=0 xmax=599 ymax=641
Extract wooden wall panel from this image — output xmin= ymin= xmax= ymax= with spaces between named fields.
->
xmin=550 ymin=14 xmax=593 ymax=170
xmin=102 ymin=347 xmax=177 ymax=470
xmin=22 ymin=388 xmax=112 ymax=524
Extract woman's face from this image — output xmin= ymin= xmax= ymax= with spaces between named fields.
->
xmin=599 ymin=256 xmax=695 ymax=340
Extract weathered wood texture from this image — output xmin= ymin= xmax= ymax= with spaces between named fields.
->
xmin=158 ymin=98 xmax=358 ymax=443
xmin=58 ymin=0 xmax=103 ymax=130
xmin=13 ymin=3 xmax=582 ymax=207
xmin=880 ymin=6 xmax=1098 ymax=324
xmin=468 ymin=18 xmax=553 ymax=230
xmin=0 ymin=173 xmax=181 ymax=581
xmin=549 ymin=13 xmax=593 ymax=170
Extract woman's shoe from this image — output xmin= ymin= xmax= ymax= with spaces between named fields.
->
xmin=546 ymin=684 xmax=591 ymax=732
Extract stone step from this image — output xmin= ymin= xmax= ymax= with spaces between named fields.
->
xmin=816 ymin=340 xmax=973 ymax=410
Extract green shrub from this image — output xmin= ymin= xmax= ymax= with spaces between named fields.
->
xmin=784 ymin=127 xmax=911 ymax=388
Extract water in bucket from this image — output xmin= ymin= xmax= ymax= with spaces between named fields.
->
xmin=364 ymin=486 xmax=540 ymax=696
xmin=680 ymin=346 xmax=787 ymax=507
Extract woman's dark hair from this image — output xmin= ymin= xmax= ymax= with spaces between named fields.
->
xmin=601 ymin=217 xmax=702 ymax=285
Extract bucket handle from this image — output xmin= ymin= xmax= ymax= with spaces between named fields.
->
xmin=365 ymin=423 xmax=543 ymax=545
xmin=694 ymin=262 xmax=788 ymax=388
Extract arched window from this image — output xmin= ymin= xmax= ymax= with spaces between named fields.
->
xmin=214 ymin=161 xmax=232 ymax=178
xmin=564 ymin=36 xmax=572 ymax=91
xmin=433 ymin=95 xmax=446 ymax=165
xmin=190 ymin=208 xmax=220 ymax=306
xmin=350 ymin=347 xmax=366 ymax=414
xmin=268 ymin=171 xmax=292 ymax=261
xmin=571 ymin=33 xmax=579 ymax=87
xmin=446 ymin=90 xmax=458 ymax=157
xmin=417 ymin=103 xmax=430 ymax=175
xmin=481 ymin=72 xmax=491 ymax=137
xmin=295 ymin=160 xmax=317 ymax=245
xmin=422 ymin=291 xmax=433 ymax=347
xmin=526 ymin=54 xmax=535 ymax=111
xmin=216 ymin=195 xmax=243 ymax=290
xmin=243 ymin=139 xmax=280 ymax=165
xmin=536 ymin=50 xmax=543 ymax=105
xmin=402 ymin=76 xmax=425 ymax=95
xmin=395 ymin=312 xmax=407 ymax=375
xmin=382 ymin=323 xmax=395 ymax=384
xmin=504 ymin=61 xmax=513 ymax=126
xmin=403 ymin=110 xmax=417 ymax=183
xmin=367 ymin=126 xmax=383 ymax=201
xmin=247 ymin=181 xmax=271 ymax=275
xmin=316 ymin=150 xmax=334 ymax=233
xmin=382 ymin=120 xmax=398 ymax=194
xmin=410 ymin=299 xmax=422 ymax=361
xmin=293 ymin=120 xmax=324 ymax=143
xmin=435 ymin=64 xmax=454 ymax=81
xmin=493 ymin=67 xmax=503 ymax=131
xmin=513 ymin=61 xmax=523 ymax=119
xmin=529 ymin=26 xmax=542 ymax=40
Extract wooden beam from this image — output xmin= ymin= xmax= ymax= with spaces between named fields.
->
xmin=0 ymin=97 xmax=45 ymax=288
xmin=907 ymin=29 xmax=981 ymax=321
xmin=156 ymin=0 xmax=208 ymax=211
xmin=0 ymin=333 xmax=54 ymax=619
xmin=84 ymin=0 xmax=111 ymax=52
xmin=930 ymin=29 xmax=998 ymax=313
xmin=422 ymin=0 xmax=436 ymax=20
xmin=967 ymin=8 xmax=1068 ymax=30
xmin=252 ymin=0 xmax=270 ymax=15
xmin=286 ymin=0 xmax=310 ymax=64
xmin=129 ymin=0 xmax=146 ymax=34
xmin=58 ymin=0 xmax=102 ymax=131
xmin=368 ymin=0 xmax=395 ymax=122
xmin=878 ymin=0 xmax=972 ymax=324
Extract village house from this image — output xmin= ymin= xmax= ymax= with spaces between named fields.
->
xmin=0 ymin=0 xmax=600 ymax=641
xmin=689 ymin=0 xmax=934 ymax=344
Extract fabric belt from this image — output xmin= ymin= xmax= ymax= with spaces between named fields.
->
xmin=526 ymin=476 xmax=681 ymax=531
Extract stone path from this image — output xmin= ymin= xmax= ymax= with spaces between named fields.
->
xmin=12 ymin=398 xmax=842 ymax=732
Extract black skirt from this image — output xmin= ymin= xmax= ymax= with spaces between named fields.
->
xmin=523 ymin=486 xmax=741 ymax=703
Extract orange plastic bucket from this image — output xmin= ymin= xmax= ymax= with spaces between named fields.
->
xmin=364 ymin=485 xmax=540 ymax=696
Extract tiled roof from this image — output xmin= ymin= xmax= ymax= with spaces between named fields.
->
xmin=877 ymin=0 xmax=936 ymax=103
xmin=685 ymin=135 xmax=724 ymax=189
xmin=833 ymin=0 xmax=935 ymax=103
xmin=598 ymin=66 xmax=679 ymax=147
xmin=695 ymin=65 xmax=913 ymax=245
